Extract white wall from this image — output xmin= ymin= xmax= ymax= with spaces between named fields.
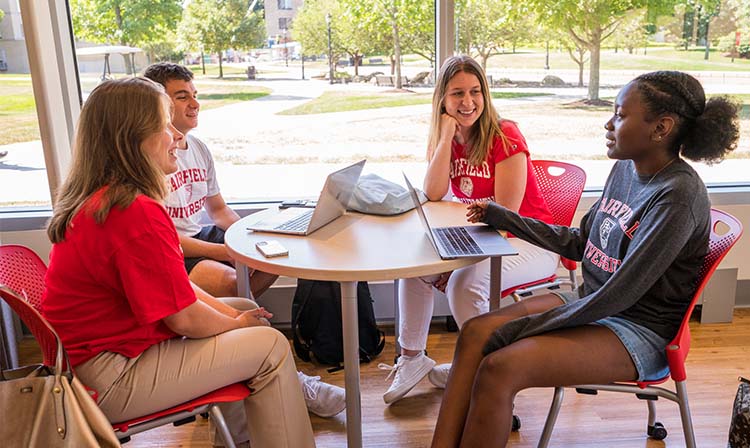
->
xmin=2 ymin=200 xmax=748 ymax=325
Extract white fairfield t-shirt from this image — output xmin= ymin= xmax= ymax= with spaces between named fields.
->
xmin=164 ymin=134 xmax=220 ymax=236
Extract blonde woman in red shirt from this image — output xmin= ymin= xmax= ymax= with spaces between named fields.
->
xmin=381 ymin=55 xmax=558 ymax=404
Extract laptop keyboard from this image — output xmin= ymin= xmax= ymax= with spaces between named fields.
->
xmin=435 ymin=227 xmax=483 ymax=256
xmin=274 ymin=210 xmax=314 ymax=232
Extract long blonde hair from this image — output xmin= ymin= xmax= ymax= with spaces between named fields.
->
xmin=48 ymin=77 xmax=172 ymax=243
xmin=427 ymin=55 xmax=507 ymax=167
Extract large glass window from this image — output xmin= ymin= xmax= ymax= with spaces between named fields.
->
xmin=4 ymin=0 xmax=749 ymax=210
xmin=0 ymin=0 xmax=50 ymax=208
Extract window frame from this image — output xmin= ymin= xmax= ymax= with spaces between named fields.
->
xmin=6 ymin=0 xmax=750 ymax=221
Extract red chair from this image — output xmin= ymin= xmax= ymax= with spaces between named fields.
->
xmin=501 ymin=160 xmax=587 ymax=303
xmin=0 ymin=244 xmax=47 ymax=312
xmin=0 ymin=245 xmax=251 ymax=447
xmin=537 ymin=208 xmax=743 ymax=448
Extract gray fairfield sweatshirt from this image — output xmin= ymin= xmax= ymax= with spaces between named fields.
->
xmin=482 ymin=159 xmax=710 ymax=355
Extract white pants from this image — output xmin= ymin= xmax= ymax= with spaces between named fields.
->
xmin=398 ymin=238 xmax=559 ymax=351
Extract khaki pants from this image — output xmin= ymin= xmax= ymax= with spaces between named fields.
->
xmin=75 ymin=298 xmax=314 ymax=448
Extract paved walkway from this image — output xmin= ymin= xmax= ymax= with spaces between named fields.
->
xmin=1 ymin=68 xmax=748 ymax=206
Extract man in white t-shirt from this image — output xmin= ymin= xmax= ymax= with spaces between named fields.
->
xmin=144 ymin=63 xmax=345 ymax=426
xmin=144 ymin=63 xmax=277 ymax=299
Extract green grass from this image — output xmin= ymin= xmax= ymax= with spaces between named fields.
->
xmin=0 ymin=78 xmax=40 ymax=145
xmin=186 ymin=64 xmax=252 ymax=80
xmin=484 ymin=46 xmax=750 ymax=72
xmin=0 ymin=76 xmax=270 ymax=144
xmin=278 ymin=91 xmax=432 ymax=115
xmin=279 ymin=91 xmax=549 ymax=115
xmin=491 ymin=91 xmax=552 ymax=99
xmin=193 ymin=84 xmax=271 ymax=110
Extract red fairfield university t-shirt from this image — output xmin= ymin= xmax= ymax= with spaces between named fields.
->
xmin=42 ymin=189 xmax=197 ymax=367
xmin=450 ymin=120 xmax=554 ymax=224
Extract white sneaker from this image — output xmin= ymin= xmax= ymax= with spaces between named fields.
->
xmin=428 ymin=363 xmax=451 ymax=389
xmin=298 ymin=371 xmax=346 ymax=418
xmin=379 ymin=353 xmax=436 ymax=404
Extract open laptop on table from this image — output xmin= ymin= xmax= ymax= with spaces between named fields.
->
xmin=247 ymin=160 xmax=366 ymax=236
xmin=403 ymin=174 xmax=517 ymax=260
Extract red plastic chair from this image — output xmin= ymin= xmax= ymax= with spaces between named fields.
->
xmin=537 ymin=208 xmax=743 ymax=448
xmin=501 ymin=160 xmax=587 ymax=302
xmin=0 ymin=245 xmax=251 ymax=447
xmin=0 ymin=244 xmax=47 ymax=312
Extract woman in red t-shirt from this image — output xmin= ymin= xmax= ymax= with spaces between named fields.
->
xmin=42 ymin=78 xmax=314 ymax=448
xmin=381 ymin=56 xmax=559 ymax=405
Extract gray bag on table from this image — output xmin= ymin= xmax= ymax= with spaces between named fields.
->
xmin=348 ymin=173 xmax=427 ymax=216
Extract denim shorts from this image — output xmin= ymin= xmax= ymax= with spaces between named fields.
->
xmin=553 ymin=290 xmax=670 ymax=382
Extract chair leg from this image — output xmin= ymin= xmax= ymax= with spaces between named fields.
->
xmin=568 ymin=269 xmax=578 ymax=290
xmin=537 ymin=387 xmax=564 ymax=448
xmin=646 ymin=399 xmax=657 ymax=428
xmin=393 ymin=279 xmax=401 ymax=355
xmin=675 ymin=381 xmax=697 ymax=448
xmin=209 ymin=404 xmax=237 ymax=448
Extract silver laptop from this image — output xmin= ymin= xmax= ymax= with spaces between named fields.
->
xmin=247 ymin=160 xmax=366 ymax=235
xmin=403 ymin=174 xmax=517 ymax=260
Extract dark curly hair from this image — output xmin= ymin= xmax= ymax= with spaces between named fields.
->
xmin=633 ymin=71 xmax=740 ymax=164
xmin=143 ymin=62 xmax=194 ymax=88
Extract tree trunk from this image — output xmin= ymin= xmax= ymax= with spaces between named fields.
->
xmin=587 ymin=29 xmax=602 ymax=101
xmin=218 ymin=52 xmax=224 ymax=78
xmin=392 ymin=15 xmax=402 ymax=89
xmin=113 ymin=4 xmax=134 ymax=75
xmin=691 ymin=6 xmax=700 ymax=47
xmin=704 ymin=20 xmax=710 ymax=60
xmin=201 ymin=51 xmax=206 ymax=75
xmin=353 ymin=54 xmax=361 ymax=76
xmin=578 ymin=61 xmax=584 ymax=87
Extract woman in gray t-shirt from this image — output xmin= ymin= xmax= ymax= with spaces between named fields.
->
xmin=431 ymin=71 xmax=741 ymax=448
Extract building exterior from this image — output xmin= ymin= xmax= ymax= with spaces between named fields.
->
xmin=0 ymin=0 xmax=30 ymax=73
xmin=265 ymin=0 xmax=303 ymax=46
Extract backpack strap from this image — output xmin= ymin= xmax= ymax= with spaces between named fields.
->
xmin=291 ymin=280 xmax=315 ymax=362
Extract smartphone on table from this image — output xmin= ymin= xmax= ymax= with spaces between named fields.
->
xmin=255 ymin=240 xmax=289 ymax=258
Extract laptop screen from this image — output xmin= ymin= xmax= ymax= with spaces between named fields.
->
xmin=403 ymin=174 xmax=441 ymax=254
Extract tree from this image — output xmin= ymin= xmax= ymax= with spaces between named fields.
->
xmin=455 ymin=0 xmax=539 ymax=69
xmin=398 ymin=0 xmax=435 ymax=66
xmin=292 ymin=0 xmax=336 ymax=57
xmin=179 ymin=0 xmax=265 ymax=79
xmin=292 ymin=0 xmax=349 ymax=79
xmin=529 ymin=0 xmax=658 ymax=101
xmin=456 ymin=0 xmax=512 ymax=70
xmin=337 ymin=0 xmax=384 ymax=76
xmin=612 ymin=9 xmax=649 ymax=54
xmin=70 ymin=0 xmax=182 ymax=73
xmin=366 ymin=0 xmax=430 ymax=89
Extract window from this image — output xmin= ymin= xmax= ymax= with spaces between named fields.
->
xmin=4 ymin=1 xmax=750 ymax=211
xmin=0 ymin=0 xmax=52 ymax=208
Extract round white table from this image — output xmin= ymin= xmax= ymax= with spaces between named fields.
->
xmin=225 ymin=201 xmax=506 ymax=447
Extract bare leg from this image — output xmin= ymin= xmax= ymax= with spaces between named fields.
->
xmin=459 ymin=325 xmax=637 ymax=447
xmin=431 ymin=293 xmax=565 ymax=448
xmin=190 ymin=259 xmax=240 ymax=297
xmin=189 ymin=260 xmax=278 ymax=298
xmin=249 ymin=270 xmax=279 ymax=298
